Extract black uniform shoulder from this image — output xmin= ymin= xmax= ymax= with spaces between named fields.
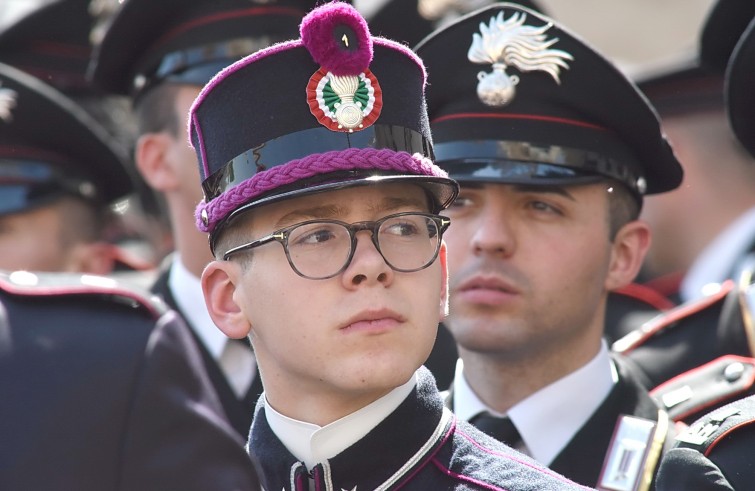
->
xmin=0 ymin=270 xmax=169 ymax=321
xmin=611 ymin=280 xmax=755 ymax=388
xmin=656 ymin=395 xmax=755 ymax=491
xmin=605 ymin=282 xmax=675 ymax=344
xmin=612 ymin=280 xmax=732 ymax=356
xmin=650 ymin=355 xmax=755 ymax=425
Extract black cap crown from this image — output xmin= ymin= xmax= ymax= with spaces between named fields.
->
xmin=416 ymin=3 xmax=683 ymax=197
xmin=0 ymin=62 xmax=132 ymax=215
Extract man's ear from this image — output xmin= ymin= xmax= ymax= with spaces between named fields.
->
xmin=605 ymin=220 xmax=651 ymax=292
xmin=202 ymin=260 xmax=251 ymax=339
xmin=135 ymin=132 xmax=180 ymax=192
xmin=439 ymin=241 xmax=450 ymax=319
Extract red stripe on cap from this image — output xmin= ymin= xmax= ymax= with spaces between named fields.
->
xmin=431 ymin=112 xmax=607 ymax=131
xmin=151 ymin=6 xmax=306 ymax=54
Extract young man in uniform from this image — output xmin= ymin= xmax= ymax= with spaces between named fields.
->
xmin=416 ymin=4 xmax=682 ymax=489
xmin=193 ymin=2 xmax=592 ymax=489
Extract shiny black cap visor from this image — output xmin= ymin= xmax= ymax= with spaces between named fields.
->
xmin=433 ymin=140 xmax=647 ymax=196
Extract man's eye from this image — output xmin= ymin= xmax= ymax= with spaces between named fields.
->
xmin=449 ymin=196 xmax=473 ymax=208
xmin=291 ymin=227 xmax=338 ymax=246
xmin=529 ymin=200 xmax=561 ymax=214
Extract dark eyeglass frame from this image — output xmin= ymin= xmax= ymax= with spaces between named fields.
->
xmin=223 ymin=211 xmax=451 ymax=280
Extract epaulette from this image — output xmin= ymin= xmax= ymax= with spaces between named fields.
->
xmin=597 ymin=410 xmax=669 ymax=491
xmin=649 ymin=355 xmax=755 ymax=423
xmin=673 ymin=395 xmax=755 ymax=454
xmin=612 ymin=280 xmax=734 ymax=354
xmin=0 ymin=270 xmax=168 ymax=319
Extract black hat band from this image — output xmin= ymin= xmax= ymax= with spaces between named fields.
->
xmin=434 ymin=139 xmax=647 ymax=195
xmin=0 ymin=158 xmax=99 ymax=215
xmin=202 ymin=124 xmax=433 ymax=201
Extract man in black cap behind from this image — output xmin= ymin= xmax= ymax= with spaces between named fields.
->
xmin=89 ymin=0 xmax=326 ymax=438
xmin=0 ymin=61 xmax=133 ymax=274
xmin=190 ymin=2 xmax=591 ymax=489
xmin=637 ymin=0 xmax=755 ymax=305
xmin=417 ymin=4 xmax=681 ymax=488
xmin=611 ymin=0 xmax=755 ymax=420
xmin=654 ymin=21 xmax=755 ymax=489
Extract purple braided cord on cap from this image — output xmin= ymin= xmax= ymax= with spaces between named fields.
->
xmin=195 ymin=148 xmax=447 ymax=233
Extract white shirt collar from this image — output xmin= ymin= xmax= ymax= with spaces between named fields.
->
xmin=453 ymin=341 xmax=617 ymax=465
xmin=265 ymin=373 xmax=417 ymax=470
xmin=681 ymin=206 xmax=755 ymax=302
xmin=168 ymin=254 xmax=228 ymax=360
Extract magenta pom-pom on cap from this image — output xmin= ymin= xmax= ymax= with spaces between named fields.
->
xmin=188 ymin=1 xmax=458 ymax=254
xmin=300 ymin=1 xmax=373 ymax=76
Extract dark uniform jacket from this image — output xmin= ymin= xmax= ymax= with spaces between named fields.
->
xmin=613 ymin=274 xmax=755 ymax=424
xmin=445 ymin=355 xmax=671 ymax=489
xmin=0 ymin=271 xmax=259 ymax=491
xmin=613 ymin=279 xmax=755 ymax=389
xmin=655 ymin=394 xmax=755 ymax=491
xmin=250 ymin=367 xmax=593 ymax=490
xmin=152 ymin=262 xmax=263 ymax=438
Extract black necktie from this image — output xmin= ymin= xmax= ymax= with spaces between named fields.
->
xmin=471 ymin=412 xmax=522 ymax=448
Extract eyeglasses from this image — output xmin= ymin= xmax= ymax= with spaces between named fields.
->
xmin=223 ymin=212 xmax=450 ymax=280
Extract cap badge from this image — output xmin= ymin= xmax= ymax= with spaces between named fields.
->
xmin=468 ymin=11 xmax=573 ymax=107
xmin=0 ymin=84 xmax=18 ymax=123
xmin=302 ymin=2 xmax=382 ymax=133
xmin=307 ymin=69 xmax=381 ymax=132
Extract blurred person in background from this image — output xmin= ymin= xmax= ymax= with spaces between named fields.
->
xmin=0 ymin=60 xmax=135 ymax=274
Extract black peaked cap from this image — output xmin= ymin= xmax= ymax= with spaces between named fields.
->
xmin=0 ymin=62 xmax=132 ymax=208
xmin=90 ymin=0 xmax=333 ymax=96
xmin=416 ymin=3 xmax=683 ymax=196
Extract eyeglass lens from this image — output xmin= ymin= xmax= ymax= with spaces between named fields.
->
xmin=285 ymin=214 xmax=441 ymax=279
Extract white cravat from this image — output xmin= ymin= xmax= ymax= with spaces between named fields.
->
xmin=220 ymin=339 xmax=257 ymax=398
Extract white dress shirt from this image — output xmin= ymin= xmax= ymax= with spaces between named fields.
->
xmin=265 ymin=373 xmax=417 ymax=470
xmin=453 ymin=340 xmax=617 ymax=465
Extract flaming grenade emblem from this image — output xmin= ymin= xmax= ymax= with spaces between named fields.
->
xmin=468 ymin=11 xmax=573 ymax=107
xmin=308 ymin=69 xmax=381 ymax=132
xmin=0 ymin=84 xmax=18 ymax=123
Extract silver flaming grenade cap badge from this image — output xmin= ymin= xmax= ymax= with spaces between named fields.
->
xmin=468 ymin=11 xmax=573 ymax=107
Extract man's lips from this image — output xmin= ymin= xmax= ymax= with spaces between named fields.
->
xmin=455 ymin=275 xmax=520 ymax=305
xmin=340 ymin=309 xmax=406 ymax=332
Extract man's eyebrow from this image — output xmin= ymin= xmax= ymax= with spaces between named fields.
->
xmin=511 ymin=184 xmax=576 ymax=201
xmin=274 ymin=204 xmax=346 ymax=227
xmin=273 ymin=194 xmax=429 ymax=227
xmin=368 ymin=196 xmax=429 ymax=213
